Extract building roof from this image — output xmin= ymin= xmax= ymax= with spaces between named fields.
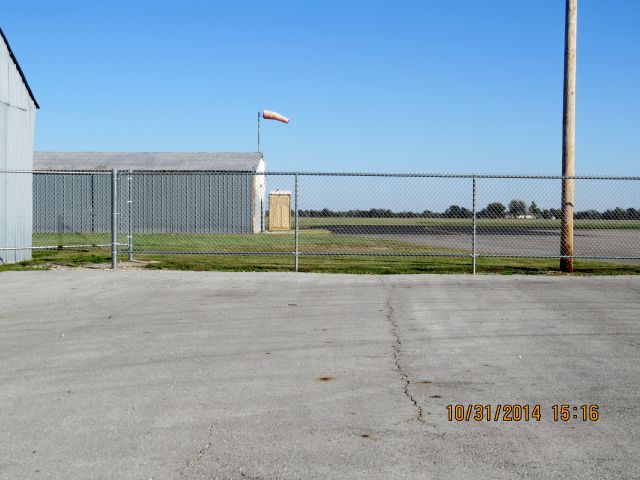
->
xmin=0 ymin=27 xmax=39 ymax=109
xmin=34 ymin=152 xmax=265 ymax=171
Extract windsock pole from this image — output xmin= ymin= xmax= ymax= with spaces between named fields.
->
xmin=258 ymin=109 xmax=289 ymax=152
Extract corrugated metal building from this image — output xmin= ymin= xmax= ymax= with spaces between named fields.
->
xmin=0 ymin=28 xmax=39 ymax=264
xmin=33 ymin=152 xmax=266 ymax=234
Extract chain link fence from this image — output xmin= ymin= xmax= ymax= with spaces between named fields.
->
xmin=1 ymin=170 xmax=639 ymax=272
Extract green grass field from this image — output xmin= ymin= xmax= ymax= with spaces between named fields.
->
xmin=31 ymin=219 xmax=640 ymax=253
xmin=13 ymin=222 xmax=637 ymax=275
xmin=3 ymin=246 xmax=639 ymax=275
xmin=31 ymin=215 xmax=640 ymax=251
xmin=32 ymin=231 xmax=464 ymax=255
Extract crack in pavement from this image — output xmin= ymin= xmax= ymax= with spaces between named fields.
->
xmin=178 ymin=424 xmax=269 ymax=480
xmin=385 ymin=295 xmax=425 ymax=423
xmin=178 ymin=423 xmax=215 ymax=477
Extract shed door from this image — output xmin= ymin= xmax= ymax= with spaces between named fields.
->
xmin=269 ymin=194 xmax=291 ymax=230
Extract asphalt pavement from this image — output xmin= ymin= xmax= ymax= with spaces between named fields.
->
xmin=1 ymin=271 xmax=639 ymax=479
xmin=312 ymin=224 xmax=640 ymax=261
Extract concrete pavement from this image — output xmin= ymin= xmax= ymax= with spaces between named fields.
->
xmin=0 ymin=272 xmax=639 ymax=479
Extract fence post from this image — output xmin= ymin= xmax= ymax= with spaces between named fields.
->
xmin=472 ymin=176 xmax=477 ymax=274
xmin=111 ymin=169 xmax=118 ymax=269
xmin=294 ymin=173 xmax=299 ymax=272
xmin=127 ymin=169 xmax=133 ymax=261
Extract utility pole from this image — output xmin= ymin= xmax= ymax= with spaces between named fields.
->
xmin=561 ymin=0 xmax=577 ymax=272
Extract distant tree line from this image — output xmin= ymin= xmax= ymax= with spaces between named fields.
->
xmin=574 ymin=207 xmax=640 ymax=220
xmin=297 ymin=200 xmax=640 ymax=220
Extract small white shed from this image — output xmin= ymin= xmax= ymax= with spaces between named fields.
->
xmin=0 ymin=28 xmax=39 ymax=264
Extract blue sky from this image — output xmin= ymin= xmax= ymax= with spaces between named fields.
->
xmin=3 ymin=1 xmax=639 ymax=175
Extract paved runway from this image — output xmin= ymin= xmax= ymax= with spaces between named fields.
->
xmin=1 ymin=272 xmax=639 ymax=479
xmin=310 ymin=224 xmax=640 ymax=261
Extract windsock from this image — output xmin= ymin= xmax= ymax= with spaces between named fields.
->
xmin=262 ymin=110 xmax=290 ymax=123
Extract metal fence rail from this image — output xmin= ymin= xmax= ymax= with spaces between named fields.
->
xmin=1 ymin=169 xmax=638 ymax=272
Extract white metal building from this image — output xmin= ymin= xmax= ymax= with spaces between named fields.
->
xmin=0 ymin=28 xmax=39 ymax=264
xmin=33 ymin=152 xmax=267 ymax=234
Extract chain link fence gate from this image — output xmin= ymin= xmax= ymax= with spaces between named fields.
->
xmin=1 ymin=170 xmax=639 ymax=272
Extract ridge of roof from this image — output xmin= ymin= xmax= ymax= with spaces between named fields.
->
xmin=36 ymin=151 xmax=264 ymax=156
xmin=0 ymin=27 xmax=39 ymax=109
xmin=34 ymin=151 xmax=265 ymax=171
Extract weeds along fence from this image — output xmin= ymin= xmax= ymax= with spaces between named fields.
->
xmin=1 ymin=169 xmax=639 ymax=272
